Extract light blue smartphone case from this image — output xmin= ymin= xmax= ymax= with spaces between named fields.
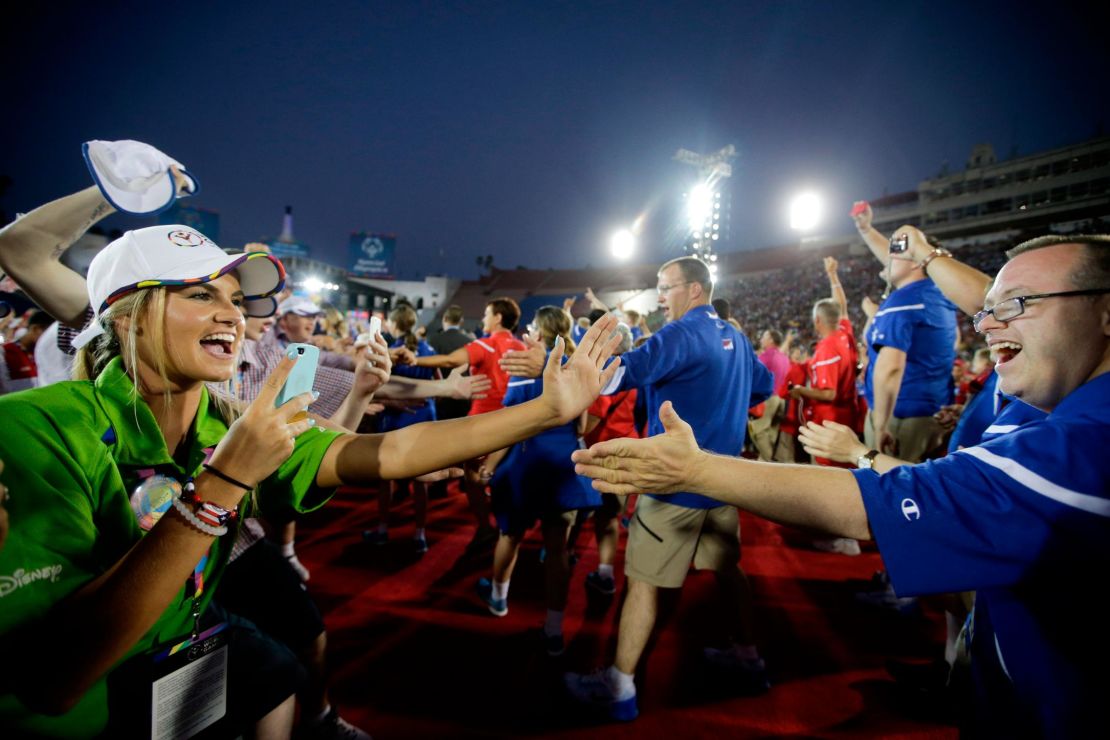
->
xmin=275 ymin=343 xmax=320 ymax=408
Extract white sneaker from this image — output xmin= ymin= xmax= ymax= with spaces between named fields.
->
xmin=83 ymin=139 xmax=198 ymax=216
xmin=286 ymin=553 xmax=311 ymax=582
xmin=812 ymin=537 xmax=861 ymax=556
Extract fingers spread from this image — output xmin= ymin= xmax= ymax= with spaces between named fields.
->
xmin=545 ymin=336 xmax=564 ymax=376
xmin=597 ymin=356 xmax=621 ymax=389
xmin=583 ymin=314 xmax=618 ymax=363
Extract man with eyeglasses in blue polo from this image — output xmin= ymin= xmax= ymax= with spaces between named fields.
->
xmin=572 ymin=234 xmax=1110 ymax=737
xmin=562 ymin=255 xmax=774 ymax=721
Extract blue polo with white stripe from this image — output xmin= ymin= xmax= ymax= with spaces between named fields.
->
xmin=604 ymin=304 xmax=773 ymax=509
xmin=947 ymin=370 xmax=1046 ymax=452
xmin=853 ymin=372 xmax=1110 ymax=737
xmin=865 ymin=279 xmax=958 ymax=417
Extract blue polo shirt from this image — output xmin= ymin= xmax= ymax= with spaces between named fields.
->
xmin=853 ymin=373 xmax=1110 ymax=737
xmin=948 ymin=370 xmax=1045 ymax=452
xmin=605 ymin=305 xmax=772 ymax=509
xmin=865 ymin=279 xmax=958 ymax=418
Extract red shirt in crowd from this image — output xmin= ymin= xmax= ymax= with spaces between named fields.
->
xmin=778 ymin=360 xmax=809 ymax=436
xmin=585 ymin=389 xmax=640 ymax=446
xmin=806 ymin=318 xmax=859 ymax=468
xmin=1 ymin=341 xmax=37 ymax=394
xmin=466 ymin=330 xmax=526 ymax=415
xmin=806 ymin=318 xmax=859 ymax=427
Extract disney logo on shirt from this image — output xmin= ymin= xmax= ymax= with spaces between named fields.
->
xmin=0 ymin=564 xmax=64 ymax=598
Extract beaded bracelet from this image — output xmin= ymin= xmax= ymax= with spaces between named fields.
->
xmin=182 ymin=479 xmax=239 ymax=526
xmin=171 ymin=496 xmax=228 ymax=537
xmin=920 ymin=247 xmax=953 ymax=275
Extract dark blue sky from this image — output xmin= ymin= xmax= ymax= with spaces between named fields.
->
xmin=3 ymin=1 xmax=1106 ymax=279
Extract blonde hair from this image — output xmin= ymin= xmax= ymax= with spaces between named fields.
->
xmin=321 ymin=303 xmax=348 ymax=339
xmin=532 ymin=306 xmax=575 ymax=355
xmin=74 ymin=287 xmax=241 ymax=424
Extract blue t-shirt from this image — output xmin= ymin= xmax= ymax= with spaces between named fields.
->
xmin=606 ymin=304 xmax=772 ymax=509
xmin=490 ymin=357 xmax=599 ymax=530
xmin=865 ymin=279 xmax=958 ymax=418
xmin=853 ymin=373 xmax=1110 ymax=737
xmin=379 ymin=339 xmax=437 ymax=431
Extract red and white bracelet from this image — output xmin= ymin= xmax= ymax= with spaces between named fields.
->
xmin=171 ymin=479 xmax=240 ymax=537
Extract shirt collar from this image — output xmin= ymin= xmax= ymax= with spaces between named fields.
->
xmin=1050 ymin=372 xmax=1110 ymax=420
xmin=94 ymin=356 xmax=226 ymax=471
xmin=240 ymin=338 xmax=261 ymax=369
xmin=680 ymin=304 xmax=717 ymax=322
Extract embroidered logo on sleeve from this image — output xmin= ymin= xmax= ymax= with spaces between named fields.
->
xmin=901 ymin=498 xmax=921 ymax=521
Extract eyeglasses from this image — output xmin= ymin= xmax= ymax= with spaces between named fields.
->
xmin=972 ymin=288 xmax=1110 ymax=332
xmin=656 ymin=281 xmax=693 ymax=295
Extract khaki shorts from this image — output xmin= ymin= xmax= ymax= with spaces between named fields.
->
xmin=624 ymin=495 xmax=741 ymax=588
xmin=865 ymin=411 xmax=942 ymax=463
xmin=748 ymin=395 xmax=784 ymax=461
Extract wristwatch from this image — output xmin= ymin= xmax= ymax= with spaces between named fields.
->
xmin=856 ymin=449 xmax=880 ymax=470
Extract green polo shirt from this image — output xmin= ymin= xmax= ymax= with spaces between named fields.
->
xmin=0 ymin=357 xmax=344 ymax=737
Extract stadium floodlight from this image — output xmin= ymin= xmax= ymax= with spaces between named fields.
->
xmin=610 ymin=228 xmax=636 ymax=259
xmin=304 ymin=276 xmax=325 ymax=293
xmin=687 ymin=184 xmax=714 ymax=231
xmin=789 ymin=192 xmax=823 ymax=231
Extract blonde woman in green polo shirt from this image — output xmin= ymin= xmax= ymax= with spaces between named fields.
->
xmin=0 ymin=224 xmax=622 ymax=738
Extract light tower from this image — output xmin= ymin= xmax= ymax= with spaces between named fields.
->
xmin=673 ymin=144 xmax=736 ymax=280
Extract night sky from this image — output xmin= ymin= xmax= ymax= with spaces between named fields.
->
xmin=3 ymin=1 xmax=1106 ymax=280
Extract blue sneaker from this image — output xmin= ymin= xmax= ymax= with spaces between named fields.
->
xmin=414 ymin=534 xmax=429 ymax=554
xmin=475 ymin=578 xmax=508 ymax=617
xmin=564 ymin=669 xmax=638 ymax=721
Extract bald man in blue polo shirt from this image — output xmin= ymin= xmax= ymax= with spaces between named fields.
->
xmin=563 ymin=256 xmax=773 ymax=721
xmin=574 ymin=235 xmax=1110 ymax=737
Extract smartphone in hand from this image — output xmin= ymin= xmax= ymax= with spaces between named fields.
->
xmin=850 ymin=201 xmax=869 ymax=217
xmin=276 ymin=343 xmax=320 ymax=422
xmin=356 ymin=316 xmax=383 ymax=346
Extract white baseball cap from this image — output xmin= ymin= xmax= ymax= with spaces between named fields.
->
xmin=72 ymin=225 xmax=285 ymax=349
xmin=83 ymin=139 xmax=199 ymax=216
xmin=277 ymin=296 xmax=322 ymax=317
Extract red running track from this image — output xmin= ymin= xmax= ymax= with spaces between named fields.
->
xmin=292 ymin=483 xmax=956 ymax=739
